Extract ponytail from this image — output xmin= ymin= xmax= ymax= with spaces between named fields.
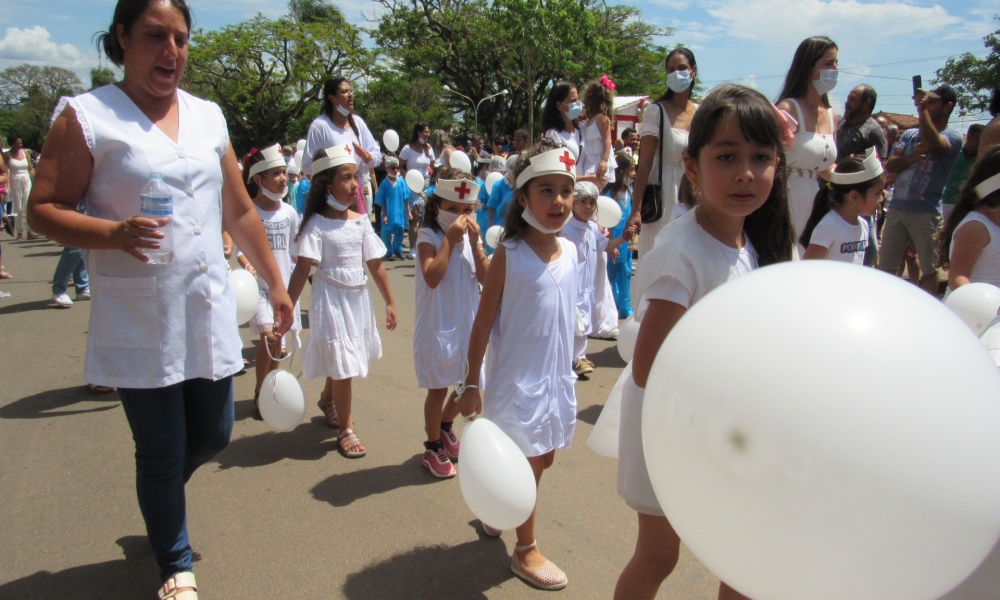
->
xmin=799 ymin=156 xmax=884 ymax=248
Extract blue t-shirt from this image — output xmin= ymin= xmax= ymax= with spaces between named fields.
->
xmin=295 ymin=179 xmax=311 ymax=215
xmin=373 ymin=177 xmax=411 ymax=229
xmin=487 ymin=177 xmax=515 ymax=226
xmin=889 ymin=127 xmax=963 ymax=214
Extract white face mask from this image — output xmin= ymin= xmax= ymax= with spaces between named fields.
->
xmin=326 ymin=194 xmax=351 ymax=212
xmin=260 ymin=186 xmax=286 ymax=202
xmin=667 ymin=70 xmax=692 ymax=93
xmin=386 ymin=172 xmax=398 ymax=181
xmin=812 ymin=69 xmax=838 ymax=95
xmin=521 ymin=204 xmax=573 ymax=234
xmin=436 ymin=209 xmax=461 ymax=231
xmin=335 ymin=101 xmax=351 ymax=117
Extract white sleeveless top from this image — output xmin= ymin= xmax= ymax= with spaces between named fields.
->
xmin=6 ymin=151 xmax=30 ymax=177
xmin=545 ymin=128 xmax=583 ymax=171
xmin=785 ymin=98 xmax=837 ymax=176
xmin=577 ymin=117 xmax=617 ymax=184
xmin=59 ymin=85 xmax=243 ymax=388
xmin=951 ymin=212 xmax=1000 ymax=287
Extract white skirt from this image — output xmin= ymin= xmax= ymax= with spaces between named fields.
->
xmin=616 ymin=373 xmax=664 ymax=516
xmin=302 ymin=279 xmax=382 ymax=380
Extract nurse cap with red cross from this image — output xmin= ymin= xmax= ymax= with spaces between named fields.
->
xmin=514 ymin=148 xmax=578 ymax=190
xmin=436 ymin=179 xmax=481 ymax=204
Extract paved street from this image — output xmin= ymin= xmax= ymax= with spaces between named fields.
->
xmin=0 ymin=233 xmax=721 ymax=600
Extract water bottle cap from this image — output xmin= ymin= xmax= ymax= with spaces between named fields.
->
xmin=150 ymin=172 xmax=164 ymax=179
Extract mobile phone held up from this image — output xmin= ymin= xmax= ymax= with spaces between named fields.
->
xmin=912 ymin=75 xmax=922 ymax=106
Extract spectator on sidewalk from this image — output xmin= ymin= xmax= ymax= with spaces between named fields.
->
xmin=837 ymin=84 xmax=888 ymax=162
xmin=942 ymin=124 xmax=984 ymax=221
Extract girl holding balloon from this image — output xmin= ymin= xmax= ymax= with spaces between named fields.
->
xmin=455 ymin=142 xmax=581 ymax=591
xmin=614 ymin=84 xmax=795 ymax=600
xmin=287 ymin=144 xmax=398 ymax=457
xmin=938 ymin=146 xmax=1000 ymax=290
xmin=413 ymin=167 xmax=491 ymax=479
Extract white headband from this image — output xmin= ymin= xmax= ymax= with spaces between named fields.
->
xmin=311 ymin=144 xmax=356 ymax=176
xmin=435 ymin=179 xmax=481 ymax=204
xmin=975 ymin=172 xmax=1000 ymax=200
xmin=515 ymin=148 xmax=578 ymax=189
xmin=247 ymin=144 xmax=286 ymax=181
xmin=830 ymin=147 xmax=883 ymax=185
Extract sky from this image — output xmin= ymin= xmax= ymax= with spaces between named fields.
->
xmin=0 ymin=0 xmax=995 ymax=128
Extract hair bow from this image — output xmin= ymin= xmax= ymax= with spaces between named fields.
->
xmin=601 ymin=75 xmax=617 ymax=91
xmin=249 ymin=147 xmax=259 ymax=156
xmin=771 ymin=105 xmax=798 ymax=149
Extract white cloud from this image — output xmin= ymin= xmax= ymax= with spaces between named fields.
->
xmin=0 ymin=26 xmax=88 ymax=68
xmin=740 ymin=75 xmax=758 ymax=89
xmin=649 ymin=0 xmax=693 ymax=8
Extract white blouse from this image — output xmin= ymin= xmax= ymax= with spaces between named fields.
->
xmin=62 ymin=85 xmax=243 ymax=389
xmin=302 ymin=113 xmax=382 ymax=177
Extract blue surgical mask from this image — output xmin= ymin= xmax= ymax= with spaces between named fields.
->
xmin=563 ymin=101 xmax=583 ymax=121
xmin=667 ymin=70 xmax=692 ymax=93
xmin=812 ymin=69 xmax=838 ymax=95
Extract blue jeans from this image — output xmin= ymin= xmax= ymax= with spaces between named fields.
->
xmin=381 ymin=225 xmax=404 ymax=256
xmin=118 ymin=377 xmax=234 ymax=582
xmin=52 ymin=246 xmax=89 ymax=295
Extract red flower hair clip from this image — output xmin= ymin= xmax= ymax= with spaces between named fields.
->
xmin=600 ymin=75 xmax=617 ymax=91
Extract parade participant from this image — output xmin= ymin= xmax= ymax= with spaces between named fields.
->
xmin=429 ymin=129 xmax=455 ymax=170
xmin=800 ymin=148 xmax=885 ymax=263
xmin=4 ymin=136 xmax=36 ymax=240
xmin=372 ymin=156 xmax=411 ymax=261
xmin=512 ymin=128 xmax=529 ymax=153
xmin=477 ymin=155 xmax=505 ymax=253
xmin=237 ymin=144 xmax=302 ymax=410
xmin=413 ymin=167 xmax=489 ymax=478
xmin=455 ymin=142 xmax=581 ymax=591
xmin=938 ymin=147 xmax=1000 ymax=290
xmin=27 ymin=1 xmax=294 ymax=597
xmin=628 ymin=47 xmax=700 ymax=260
xmin=563 ymin=181 xmax=632 ymax=376
xmin=776 ymin=36 xmax=840 ymax=251
xmin=488 ymin=154 xmax=517 ymax=227
xmin=401 ymin=123 xmax=435 ymax=258
xmin=301 ymin=77 xmax=382 ymax=214
xmin=614 ymin=84 xmax=795 ymax=600
xmin=603 ymin=151 xmax=636 ymax=317
xmin=286 ymin=160 xmax=303 ymax=213
xmin=287 ymin=144 xmax=397 ymax=457
xmin=580 ymin=76 xmax=617 ymax=183
xmin=542 ymin=81 xmax=603 ymax=187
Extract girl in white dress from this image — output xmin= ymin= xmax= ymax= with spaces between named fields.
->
xmin=455 ymin=143 xmax=580 ymax=591
xmin=413 ymin=167 xmax=491 ymax=479
xmin=776 ymin=36 xmax=840 ymax=252
xmin=288 ymin=144 xmax=398 ymax=458
xmin=939 ymin=147 xmax=1000 ymax=290
xmin=801 ymin=148 xmax=885 ymax=263
xmin=579 ymin=77 xmax=616 ymax=183
xmin=615 ymin=84 xmax=795 ymax=600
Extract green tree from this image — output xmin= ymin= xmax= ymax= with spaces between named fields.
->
xmin=354 ymin=70 xmax=457 ymax=145
xmin=90 ymin=66 xmax=118 ymax=90
xmin=934 ymin=17 xmax=999 ymax=115
xmin=183 ymin=11 xmax=372 ymax=154
xmin=0 ymin=64 xmax=83 ymax=149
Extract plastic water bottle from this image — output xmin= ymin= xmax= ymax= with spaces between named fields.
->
xmin=140 ymin=173 xmax=174 ymax=264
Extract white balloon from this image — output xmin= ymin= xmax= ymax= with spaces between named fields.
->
xmin=485 ymin=225 xmax=504 ymax=249
xmin=229 ymin=269 xmax=259 ymax=325
xmin=485 ymin=171 xmax=504 ymax=194
xmin=458 ymin=418 xmax=537 ymax=530
xmin=944 ymin=282 xmax=1000 ymax=336
xmin=980 ymin=315 xmax=1000 ymax=368
xmin=643 ymin=262 xmax=1000 ymax=600
xmin=383 ymin=129 xmax=400 ymax=153
xmin=594 ymin=195 xmax=623 ymax=229
xmin=450 ymin=151 xmax=473 ymax=174
xmin=296 ymin=139 xmax=306 ymax=152
xmin=294 ymin=150 xmax=304 ymax=171
xmin=617 ymin=314 xmax=640 ymax=363
xmin=404 ymin=169 xmax=425 ymax=194
xmin=258 ymin=369 xmax=306 ymax=431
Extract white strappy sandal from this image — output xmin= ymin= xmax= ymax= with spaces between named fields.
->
xmin=158 ymin=571 xmax=198 ymax=600
xmin=510 ymin=541 xmax=568 ymax=591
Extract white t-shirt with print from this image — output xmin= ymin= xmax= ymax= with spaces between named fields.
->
xmin=810 ymin=211 xmax=868 ymax=265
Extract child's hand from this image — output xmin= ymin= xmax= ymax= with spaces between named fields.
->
xmin=244 ymin=263 xmax=257 ymax=277
xmin=624 ymin=225 xmax=637 ymax=240
xmin=598 ymin=159 xmax=608 ymax=178
xmin=609 ymin=248 xmax=619 ymax=262
xmin=456 ymin=387 xmax=483 ymax=420
xmin=270 ymin=289 xmax=295 ymax=336
xmin=465 ymin=215 xmax=482 ymax=246
xmin=445 ymin=215 xmax=468 ymax=245
xmin=385 ymin=304 xmax=397 ymax=330
xmin=383 ymin=215 xmax=389 ymax=225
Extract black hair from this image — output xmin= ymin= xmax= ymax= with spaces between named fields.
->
xmin=859 ymin=85 xmax=877 ymax=113
xmin=799 ymin=156 xmax=885 ymax=247
xmin=410 ymin=122 xmax=430 ymax=147
xmin=990 ymin=87 xmax=999 ymax=117
xmin=97 ymin=0 xmax=192 ymax=67
xmin=420 ymin=167 xmax=478 ymax=233
xmin=296 ymin=148 xmax=351 ymax=241
xmin=541 ymin=81 xmax=577 ymax=133
xmin=969 ymin=124 xmax=986 ymax=135
xmin=242 ymin=144 xmax=285 ymax=199
xmin=658 ymin=47 xmax=697 ymax=103
xmin=621 ymin=127 xmax=637 ymax=141
xmin=777 ymin=36 xmax=838 ymax=108
xmin=687 ymin=84 xmax=796 ymax=266
xmin=605 ymin=151 xmax=634 ymax=200
xmin=501 ymin=140 xmax=567 ymax=242
xmin=938 ymin=146 xmax=1000 ymax=270
xmin=321 ymin=77 xmax=360 ymax=138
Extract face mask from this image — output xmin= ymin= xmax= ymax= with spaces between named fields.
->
xmin=562 ymin=101 xmax=583 ymax=121
xmin=521 ymin=204 xmax=573 ymax=234
xmin=260 ymin=186 xmax=286 ymax=202
xmin=326 ymin=194 xmax=351 ymax=212
xmin=667 ymin=70 xmax=692 ymax=93
xmin=812 ymin=69 xmax=838 ymax=95
xmin=335 ymin=101 xmax=351 ymax=117
xmin=386 ymin=172 xmax=398 ymax=181
xmin=436 ymin=209 xmax=461 ymax=231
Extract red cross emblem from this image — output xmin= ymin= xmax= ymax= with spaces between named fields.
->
xmin=344 ymin=145 xmax=352 ymax=155
xmin=455 ymin=181 xmax=472 ymax=200
xmin=559 ymin=150 xmax=576 ymax=171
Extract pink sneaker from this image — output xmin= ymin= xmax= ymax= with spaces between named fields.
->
xmin=421 ymin=447 xmax=457 ymax=479
xmin=441 ymin=428 xmax=460 ymax=460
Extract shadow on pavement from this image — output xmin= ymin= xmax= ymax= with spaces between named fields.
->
xmin=342 ymin=537 xmax=512 ymax=600
xmin=212 ymin=417 xmax=338 ymax=469
xmin=0 ymin=300 xmax=56 ymax=315
xmin=23 ymin=251 xmax=64 ymax=258
xmin=588 ymin=345 xmax=625 ymax=369
xmin=310 ymin=454 xmax=438 ymax=507
xmin=576 ymin=403 xmax=603 ymax=426
xmin=0 ymin=386 xmax=120 ymax=419
xmin=0 ymin=536 xmax=159 ymax=600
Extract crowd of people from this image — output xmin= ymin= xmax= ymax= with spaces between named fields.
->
xmin=8 ymin=0 xmax=1000 ymax=598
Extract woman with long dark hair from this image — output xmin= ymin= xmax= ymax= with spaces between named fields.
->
xmin=301 ymin=77 xmax=382 ymax=213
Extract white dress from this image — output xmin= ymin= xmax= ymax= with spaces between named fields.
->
xmin=6 ymin=150 xmax=32 ymax=236
xmin=592 ymin=247 xmax=620 ymax=338
xmin=561 ymin=218 xmax=607 ymax=339
xmin=577 ymin=117 xmax=616 ymax=184
xmin=785 ymin=98 xmax=837 ymax=251
xmin=484 ymin=238 xmax=579 ymax=457
xmin=297 ymin=214 xmax=387 ymax=380
xmin=950 ymin=212 xmax=1000 ymax=287
xmin=412 ymin=227 xmax=483 ymax=389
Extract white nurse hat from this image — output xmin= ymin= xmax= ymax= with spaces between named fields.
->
xmin=435 ymin=179 xmax=481 ymax=204
xmin=515 ymin=148 xmax=577 ymax=190
xmin=311 ymin=144 xmax=356 ymax=176
xmin=247 ymin=143 xmax=286 ymax=181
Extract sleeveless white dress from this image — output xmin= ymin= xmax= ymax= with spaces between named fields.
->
xmin=785 ymin=98 xmax=837 ymax=250
xmin=950 ymin=212 xmax=1000 ymax=288
xmin=6 ymin=151 xmax=32 ymax=236
xmin=577 ymin=117 xmax=616 ymax=184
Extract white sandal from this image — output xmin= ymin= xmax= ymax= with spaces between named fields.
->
xmin=158 ymin=571 xmax=198 ymax=599
xmin=510 ymin=541 xmax=567 ymax=591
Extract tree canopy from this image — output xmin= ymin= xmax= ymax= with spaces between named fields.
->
xmin=0 ymin=65 xmax=83 ymax=149
xmin=934 ymin=17 xmax=999 ymax=115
